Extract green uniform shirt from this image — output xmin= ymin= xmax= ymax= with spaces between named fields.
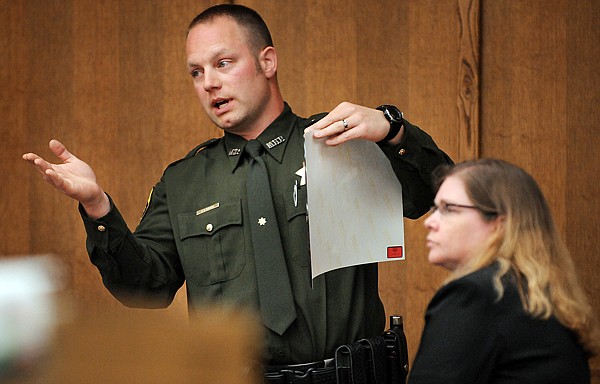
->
xmin=81 ymin=103 xmax=452 ymax=364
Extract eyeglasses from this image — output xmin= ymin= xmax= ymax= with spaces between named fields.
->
xmin=429 ymin=201 xmax=498 ymax=217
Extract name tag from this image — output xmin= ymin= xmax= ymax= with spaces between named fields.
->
xmin=196 ymin=202 xmax=220 ymax=216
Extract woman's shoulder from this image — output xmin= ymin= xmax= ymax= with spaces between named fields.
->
xmin=446 ymin=264 xmax=499 ymax=296
xmin=428 ymin=265 xmax=501 ymax=313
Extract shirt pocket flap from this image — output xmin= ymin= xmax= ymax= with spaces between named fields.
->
xmin=178 ymin=200 xmax=242 ymax=240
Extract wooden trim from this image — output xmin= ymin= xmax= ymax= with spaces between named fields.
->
xmin=457 ymin=0 xmax=481 ymax=161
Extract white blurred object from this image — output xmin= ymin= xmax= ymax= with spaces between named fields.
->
xmin=0 ymin=255 xmax=62 ymax=374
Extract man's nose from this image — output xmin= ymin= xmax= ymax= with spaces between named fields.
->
xmin=203 ymin=70 xmax=221 ymax=91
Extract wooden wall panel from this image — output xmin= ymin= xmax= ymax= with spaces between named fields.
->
xmin=565 ymin=0 xmax=600 ymax=301
xmin=4 ymin=0 xmax=597 ymax=380
xmin=398 ymin=0 xmax=468 ymax=361
xmin=69 ymin=0 xmax=122 ymax=307
xmin=565 ymin=11 xmax=600 ymax=380
xmin=0 ymin=2 xmax=30 ymax=257
xmin=24 ymin=1 xmax=86 ymax=298
xmin=457 ymin=0 xmax=480 ymax=161
xmin=481 ymin=0 xmax=600 ymax=380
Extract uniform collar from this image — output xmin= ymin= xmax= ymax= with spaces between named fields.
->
xmin=225 ymin=103 xmax=297 ymax=172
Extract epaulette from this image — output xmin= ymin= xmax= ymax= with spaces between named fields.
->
xmin=166 ymin=137 xmax=222 ymax=169
xmin=185 ymin=137 xmax=221 ymax=158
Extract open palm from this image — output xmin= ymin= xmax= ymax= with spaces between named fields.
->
xmin=23 ymin=139 xmax=106 ymax=209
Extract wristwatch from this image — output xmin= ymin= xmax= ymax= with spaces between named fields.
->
xmin=376 ymin=105 xmax=404 ymax=143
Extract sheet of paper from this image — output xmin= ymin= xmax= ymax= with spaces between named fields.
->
xmin=304 ymin=132 xmax=405 ymax=280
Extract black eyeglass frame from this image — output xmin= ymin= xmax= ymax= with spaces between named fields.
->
xmin=429 ymin=202 xmax=499 ymax=218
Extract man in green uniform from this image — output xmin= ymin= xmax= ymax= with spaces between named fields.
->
xmin=24 ymin=4 xmax=451 ymax=367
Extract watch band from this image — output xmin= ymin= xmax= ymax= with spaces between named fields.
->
xmin=376 ymin=105 xmax=404 ymax=143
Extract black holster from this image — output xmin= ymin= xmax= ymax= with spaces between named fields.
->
xmin=335 ymin=315 xmax=408 ymax=384
xmin=263 ymin=315 xmax=409 ymax=384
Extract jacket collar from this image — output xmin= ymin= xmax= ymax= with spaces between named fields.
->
xmin=225 ymin=103 xmax=297 ymax=172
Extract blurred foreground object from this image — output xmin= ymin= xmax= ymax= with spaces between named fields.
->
xmin=0 ymin=255 xmax=62 ymax=378
xmin=24 ymin=306 xmax=261 ymax=384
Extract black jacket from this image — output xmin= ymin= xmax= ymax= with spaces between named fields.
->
xmin=409 ymin=264 xmax=590 ymax=384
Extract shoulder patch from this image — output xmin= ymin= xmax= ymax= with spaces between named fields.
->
xmin=139 ymin=187 xmax=154 ymax=224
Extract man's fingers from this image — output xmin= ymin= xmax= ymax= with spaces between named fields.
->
xmin=305 ymin=102 xmax=351 ymax=133
xmin=22 ymin=153 xmax=38 ymax=164
xmin=32 ymin=157 xmax=53 ymax=173
xmin=49 ymin=139 xmax=76 ymax=162
xmin=23 ymin=139 xmax=75 ymax=166
xmin=306 ymin=114 xmax=340 ymax=132
xmin=41 ymin=169 xmax=59 ymax=188
xmin=304 ymin=102 xmax=358 ymax=138
xmin=44 ymin=168 xmax=68 ymax=190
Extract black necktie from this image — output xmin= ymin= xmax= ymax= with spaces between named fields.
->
xmin=245 ymin=140 xmax=297 ymax=335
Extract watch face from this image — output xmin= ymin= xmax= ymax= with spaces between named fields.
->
xmin=386 ymin=106 xmax=403 ymax=122
xmin=378 ymin=105 xmax=402 ymax=122
xmin=376 ymin=105 xmax=403 ymax=143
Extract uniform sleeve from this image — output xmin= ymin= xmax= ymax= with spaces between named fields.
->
xmin=80 ymin=180 xmax=184 ymax=308
xmin=408 ymin=278 xmax=499 ymax=384
xmin=378 ymin=119 xmax=453 ymax=219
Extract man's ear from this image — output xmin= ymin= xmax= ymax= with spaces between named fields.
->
xmin=259 ymin=46 xmax=278 ymax=78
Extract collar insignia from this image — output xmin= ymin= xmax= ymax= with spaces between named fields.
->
xmin=265 ymin=136 xmax=285 ymax=149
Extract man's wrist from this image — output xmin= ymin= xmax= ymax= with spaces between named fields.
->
xmin=82 ymin=192 xmax=111 ymax=219
xmin=376 ymin=105 xmax=404 ymax=143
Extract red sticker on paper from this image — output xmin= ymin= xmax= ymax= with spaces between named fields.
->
xmin=387 ymin=246 xmax=403 ymax=259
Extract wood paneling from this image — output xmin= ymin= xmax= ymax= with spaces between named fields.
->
xmin=457 ymin=0 xmax=480 ymax=161
xmin=481 ymin=0 xmax=600 ymax=378
xmin=393 ymin=0 xmax=468 ymax=362
xmin=1 ymin=2 xmax=30 ymax=257
xmin=2 ymin=0 xmax=598 ymax=381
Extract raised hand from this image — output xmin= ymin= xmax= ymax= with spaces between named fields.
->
xmin=304 ymin=102 xmax=403 ymax=146
xmin=23 ymin=139 xmax=110 ymax=218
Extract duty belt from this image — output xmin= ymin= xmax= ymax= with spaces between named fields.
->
xmin=264 ymin=359 xmax=336 ymax=384
xmin=262 ymin=315 xmax=409 ymax=384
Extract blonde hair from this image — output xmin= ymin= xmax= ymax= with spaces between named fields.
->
xmin=434 ymin=158 xmax=600 ymax=356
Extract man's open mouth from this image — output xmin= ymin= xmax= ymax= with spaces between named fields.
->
xmin=213 ymin=99 xmax=230 ymax=109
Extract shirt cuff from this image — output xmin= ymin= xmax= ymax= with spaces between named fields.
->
xmin=79 ymin=194 xmax=128 ymax=252
xmin=378 ymin=119 xmax=425 ymax=168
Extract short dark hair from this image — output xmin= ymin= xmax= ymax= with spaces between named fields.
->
xmin=188 ymin=4 xmax=274 ymax=54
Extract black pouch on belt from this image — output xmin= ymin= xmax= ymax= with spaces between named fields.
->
xmin=358 ymin=336 xmax=387 ymax=384
xmin=335 ymin=341 xmax=367 ymax=384
xmin=382 ymin=315 xmax=409 ymax=384
xmin=335 ymin=335 xmax=388 ymax=384
xmin=334 ymin=315 xmax=408 ymax=384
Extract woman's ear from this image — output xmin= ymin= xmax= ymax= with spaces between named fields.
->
xmin=259 ymin=46 xmax=278 ymax=78
xmin=492 ymin=215 xmax=506 ymax=233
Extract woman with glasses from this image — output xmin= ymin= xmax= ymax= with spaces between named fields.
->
xmin=407 ymin=158 xmax=599 ymax=384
